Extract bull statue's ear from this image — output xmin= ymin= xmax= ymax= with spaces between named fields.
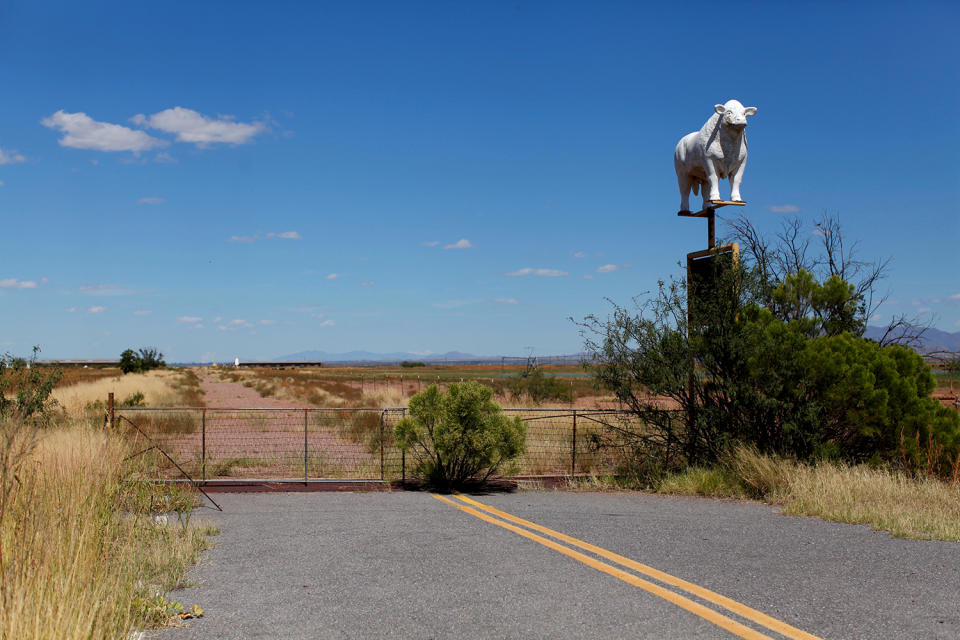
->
xmin=744 ymin=106 xmax=757 ymax=116
xmin=714 ymin=104 xmax=726 ymax=115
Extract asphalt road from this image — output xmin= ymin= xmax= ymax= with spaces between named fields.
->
xmin=149 ymin=491 xmax=960 ymax=640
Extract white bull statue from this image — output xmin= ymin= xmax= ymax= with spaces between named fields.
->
xmin=674 ymin=99 xmax=757 ymax=213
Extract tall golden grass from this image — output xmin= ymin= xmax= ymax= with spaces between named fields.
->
xmin=51 ymin=369 xmax=202 ymax=415
xmin=654 ymin=446 xmax=960 ymax=541
xmin=0 ymin=419 xmax=215 ymax=639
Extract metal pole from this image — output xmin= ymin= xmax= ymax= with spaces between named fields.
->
xmin=379 ymin=411 xmax=385 ymax=481
xmin=571 ymin=409 xmax=577 ymax=477
xmin=304 ymin=408 xmax=308 ymax=484
xmin=201 ymin=408 xmax=207 ymax=482
xmin=401 ymin=407 xmax=407 ymax=484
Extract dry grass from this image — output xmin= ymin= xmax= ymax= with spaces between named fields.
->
xmin=777 ymin=463 xmax=960 ymax=541
xmin=0 ymin=419 xmax=216 ymax=639
xmin=210 ymin=366 xmax=602 ymax=409
xmin=50 ymin=368 xmax=203 ymax=415
xmin=654 ymin=446 xmax=960 ymax=541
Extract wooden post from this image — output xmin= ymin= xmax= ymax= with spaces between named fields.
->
xmin=304 ymin=408 xmax=309 ymax=484
xmin=108 ymin=392 xmax=115 ymax=429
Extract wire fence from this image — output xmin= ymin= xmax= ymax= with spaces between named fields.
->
xmin=115 ymin=407 xmax=643 ymax=482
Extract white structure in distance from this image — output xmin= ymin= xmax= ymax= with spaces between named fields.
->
xmin=234 ymin=357 xmax=240 ymax=367
xmin=674 ymin=100 xmax=757 ymax=213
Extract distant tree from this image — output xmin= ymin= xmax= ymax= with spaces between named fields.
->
xmin=394 ymin=382 xmax=526 ymax=488
xmin=119 ymin=347 xmax=165 ymax=374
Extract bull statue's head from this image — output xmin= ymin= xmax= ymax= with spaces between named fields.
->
xmin=714 ymin=100 xmax=757 ymax=129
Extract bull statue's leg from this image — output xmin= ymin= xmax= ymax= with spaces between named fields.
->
xmin=730 ymin=160 xmax=747 ymax=202
xmin=704 ymin=163 xmax=720 ymax=208
xmin=677 ymin=173 xmax=692 ymax=212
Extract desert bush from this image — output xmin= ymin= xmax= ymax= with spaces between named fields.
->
xmin=581 ymin=214 xmax=960 ymax=474
xmin=401 ymin=361 xmax=426 ymax=368
xmin=394 ymin=382 xmax=526 ymax=488
xmin=488 ymin=369 xmax=573 ymax=405
xmin=0 ymin=347 xmax=61 ymax=423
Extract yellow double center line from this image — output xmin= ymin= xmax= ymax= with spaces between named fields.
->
xmin=432 ymin=493 xmax=822 ymax=640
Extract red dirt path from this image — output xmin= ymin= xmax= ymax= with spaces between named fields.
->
xmin=199 ymin=374 xmax=313 ymax=409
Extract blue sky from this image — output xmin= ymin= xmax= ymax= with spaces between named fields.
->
xmin=1 ymin=1 xmax=957 ymax=362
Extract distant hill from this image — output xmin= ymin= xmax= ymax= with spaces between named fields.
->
xmin=863 ymin=326 xmax=960 ymax=353
xmin=272 ymin=350 xmax=587 ymax=365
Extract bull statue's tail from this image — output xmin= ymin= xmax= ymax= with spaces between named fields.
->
xmin=692 ymin=181 xmax=699 ymax=196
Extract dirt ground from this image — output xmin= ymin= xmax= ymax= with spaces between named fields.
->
xmin=199 ymin=373 xmax=313 ymax=409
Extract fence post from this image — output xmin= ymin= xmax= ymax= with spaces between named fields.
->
xmin=379 ymin=411 xmax=385 ymax=481
xmin=401 ymin=408 xmax=407 ymax=484
xmin=304 ymin=408 xmax=308 ymax=484
xmin=201 ymin=408 xmax=207 ymax=482
xmin=571 ymin=409 xmax=577 ymax=477
xmin=108 ymin=392 xmax=115 ymax=429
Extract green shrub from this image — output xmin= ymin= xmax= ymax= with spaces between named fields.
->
xmin=394 ymin=381 xmax=526 ymax=488
xmin=400 ymin=361 xmax=426 ymax=368
xmin=0 ymin=346 xmax=61 ymax=422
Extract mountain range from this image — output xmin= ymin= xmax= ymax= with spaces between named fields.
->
xmin=276 ymin=328 xmax=960 ymax=364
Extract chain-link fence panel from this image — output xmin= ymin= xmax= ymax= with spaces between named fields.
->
xmin=116 ymin=407 xmax=648 ymax=481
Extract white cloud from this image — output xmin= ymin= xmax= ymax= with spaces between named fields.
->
xmin=79 ymin=284 xmax=132 ymax=296
xmin=137 ymin=197 xmax=165 ymax=205
xmin=267 ymin=231 xmax=301 ymax=239
xmin=573 ymin=251 xmax=588 ymax=259
xmin=0 ymin=148 xmax=26 ymax=165
xmin=177 ymin=316 xmax=203 ymax=323
xmin=154 ymin=152 xmax=177 ymax=163
xmin=583 ymin=275 xmax=595 ymax=279
xmin=494 ymin=298 xmax=518 ymax=305
xmin=950 ymin=293 xmax=960 ymax=301
xmin=0 ymin=181 xmax=4 ymax=186
xmin=0 ymin=278 xmax=38 ymax=289
xmin=917 ymin=307 xmax=933 ymax=313
xmin=444 ymin=238 xmax=472 ymax=250
xmin=42 ymin=110 xmax=167 ymax=153
xmin=132 ymin=107 xmax=265 ymax=146
xmin=361 ymin=280 xmax=375 ymax=287
xmin=326 ymin=273 xmax=339 ymax=280
xmin=317 ymin=319 xmax=335 ymax=327
xmin=505 ymin=268 xmax=568 ymax=277
xmin=133 ymin=310 xmax=152 ymax=316
xmin=88 ymin=306 xmax=107 ymax=314
xmin=258 ymin=320 xmax=276 ymax=326
xmin=421 ymin=241 xmax=441 ymax=247
xmin=66 ymin=307 xmax=78 ymax=313
xmin=228 ymin=235 xmax=253 ymax=243
xmin=768 ymin=205 xmax=800 ymax=213
xmin=212 ymin=317 xmax=222 ymax=323
xmin=597 ymin=264 xmax=619 ymax=273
